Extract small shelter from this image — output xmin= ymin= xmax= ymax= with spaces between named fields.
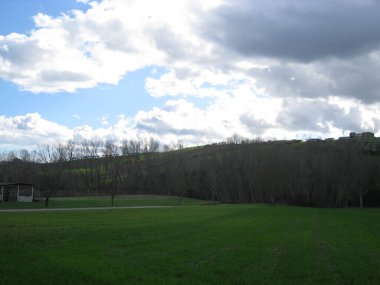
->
xmin=0 ymin=183 xmax=34 ymax=203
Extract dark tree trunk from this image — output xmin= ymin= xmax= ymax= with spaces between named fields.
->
xmin=44 ymin=196 xmax=49 ymax=207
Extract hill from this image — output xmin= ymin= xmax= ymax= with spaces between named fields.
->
xmin=1 ymin=138 xmax=380 ymax=208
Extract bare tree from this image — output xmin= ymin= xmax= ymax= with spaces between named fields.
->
xmin=80 ymin=140 xmax=102 ymax=158
xmin=18 ymin=149 xmax=33 ymax=162
xmin=120 ymin=139 xmax=130 ymax=156
xmin=102 ymin=139 xmax=119 ymax=157
xmin=129 ymin=139 xmax=142 ymax=154
xmin=148 ymin=137 xmax=160 ymax=153
xmin=33 ymin=145 xmax=65 ymax=207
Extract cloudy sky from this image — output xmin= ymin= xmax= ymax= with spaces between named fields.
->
xmin=1 ymin=0 xmax=380 ymax=150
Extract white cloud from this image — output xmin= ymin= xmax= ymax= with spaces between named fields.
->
xmin=0 ymin=113 xmax=72 ymax=148
xmin=0 ymin=0 xmax=221 ymax=93
xmin=99 ymin=115 xmax=109 ymax=126
xmin=145 ymin=69 xmax=244 ymax=98
xmin=1 ymin=0 xmax=380 ymax=146
xmin=2 ymin=93 xmax=380 ymax=150
xmin=2 ymin=0 xmax=379 ymax=101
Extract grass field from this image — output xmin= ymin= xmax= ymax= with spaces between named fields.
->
xmin=0 ymin=204 xmax=379 ymax=284
xmin=0 ymin=195 xmax=203 ymax=209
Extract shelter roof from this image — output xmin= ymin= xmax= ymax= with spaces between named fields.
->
xmin=0 ymin=182 xmax=34 ymax=187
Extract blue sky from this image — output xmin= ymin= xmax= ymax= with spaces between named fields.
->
xmin=1 ymin=0 xmax=380 ymax=150
xmin=0 ymin=0 xmax=168 ymax=128
xmin=0 ymin=0 xmax=88 ymax=34
xmin=1 ymin=67 xmax=168 ymax=128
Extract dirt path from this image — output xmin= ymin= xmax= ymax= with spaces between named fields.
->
xmin=0 ymin=205 xmax=174 ymax=213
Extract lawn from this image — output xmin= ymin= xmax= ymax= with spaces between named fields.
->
xmin=0 ymin=205 xmax=379 ymax=284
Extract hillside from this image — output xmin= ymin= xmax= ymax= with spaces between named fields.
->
xmin=1 ymin=138 xmax=380 ymax=208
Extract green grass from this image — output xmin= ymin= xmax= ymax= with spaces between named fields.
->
xmin=0 ymin=195 xmax=203 ymax=209
xmin=0 ymin=205 xmax=379 ymax=284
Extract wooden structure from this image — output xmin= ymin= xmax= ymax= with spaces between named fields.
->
xmin=0 ymin=183 xmax=34 ymax=203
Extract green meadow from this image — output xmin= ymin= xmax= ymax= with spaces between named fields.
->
xmin=0 ymin=204 xmax=379 ymax=284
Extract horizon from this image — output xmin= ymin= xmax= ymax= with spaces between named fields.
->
xmin=1 ymin=130 xmax=378 ymax=159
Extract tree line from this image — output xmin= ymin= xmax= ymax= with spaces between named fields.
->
xmin=1 ymin=138 xmax=379 ymax=208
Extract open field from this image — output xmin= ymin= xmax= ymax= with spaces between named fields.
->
xmin=0 ymin=204 xmax=379 ymax=284
xmin=0 ymin=195 xmax=203 ymax=209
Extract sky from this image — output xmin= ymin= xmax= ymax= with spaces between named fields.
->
xmin=1 ymin=0 xmax=380 ymax=150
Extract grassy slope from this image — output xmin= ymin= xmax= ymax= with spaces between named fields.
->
xmin=0 ymin=205 xmax=379 ymax=285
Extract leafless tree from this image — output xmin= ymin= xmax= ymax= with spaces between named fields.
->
xmin=32 ymin=145 xmax=65 ymax=207
xmin=102 ymin=139 xmax=119 ymax=157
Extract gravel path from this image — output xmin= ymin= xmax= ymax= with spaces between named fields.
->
xmin=0 ymin=205 xmax=174 ymax=213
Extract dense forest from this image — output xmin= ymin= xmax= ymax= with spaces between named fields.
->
xmin=1 ymin=137 xmax=380 ymax=208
